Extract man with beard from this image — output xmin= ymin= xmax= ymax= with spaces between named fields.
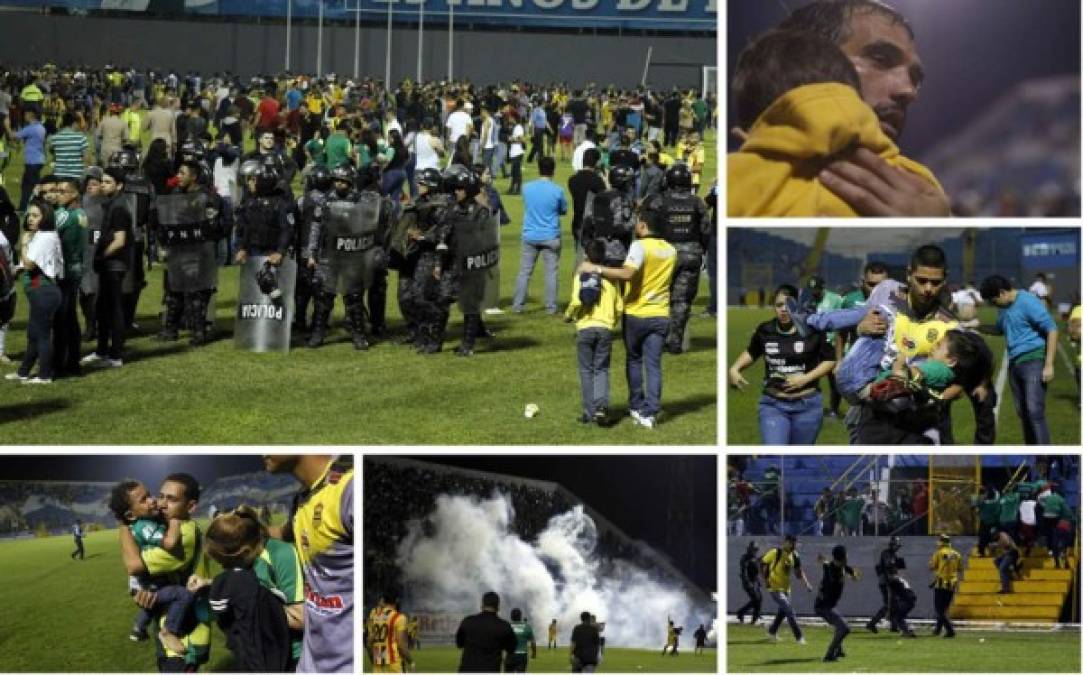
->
xmin=51 ymin=176 xmax=87 ymax=377
xmin=775 ymin=0 xmax=949 ymax=216
xmin=264 ymin=455 xmax=355 ymax=673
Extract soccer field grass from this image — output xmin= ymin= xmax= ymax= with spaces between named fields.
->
xmin=0 ymin=526 xmax=246 ymax=672
xmin=0 ymin=133 xmax=717 ymax=445
xmin=725 ymin=306 xmax=1081 ymax=445
xmin=727 ymin=623 xmax=1081 ymax=673
xmin=361 ymin=645 xmax=718 ymax=673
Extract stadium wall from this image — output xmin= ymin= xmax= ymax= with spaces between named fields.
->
xmin=727 ymin=535 xmax=978 ymax=621
xmin=0 ymin=13 xmax=717 ymax=88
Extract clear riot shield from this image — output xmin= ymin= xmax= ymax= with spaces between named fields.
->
xmin=156 ymin=193 xmax=218 ymax=293
xmin=80 ymin=196 xmax=106 ymax=295
xmin=234 ymin=256 xmax=297 ymax=353
xmin=324 ymin=198 xmax=380 ymax=296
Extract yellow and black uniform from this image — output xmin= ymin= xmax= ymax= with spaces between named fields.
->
xmin=283 ymin=456 xmax=354 ymax=672
xmin=547 ymin=621 xmax=557 ymax=648
xmin=728 ymin=83 xmax=944 ymax=216
xmin=407 ymin=616 xmax=420 ymax=649
xmin=142 ymin=519 xmax=213 ymax=668
xmin=369 ymin=606 xmax=409 ymax=672
xmin=929 ymin=540 xmax=961 ymax=637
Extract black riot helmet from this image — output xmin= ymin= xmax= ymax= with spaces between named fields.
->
xmin=664 ymin=162 xmax=693 ymax=190
xmin=443 ymin=165 xmax=480 ymax=199
xmin=608 ymin=165 xmax=636 ymax=190
xmin=416 ymin=167 xmax=443 ymax=190
xmin=109 ymin=145 xmax=141 ymax=173
xmin=308 ymin=164 xmax=332 ymax=192
xmin=179 ymin=138 xmax=205 ymax=163
xmin=239 ymin=158 xmax=263 ymax=180
xmin=329 ymin=161 xmax=356 ymax=187
xmin=889 ymin=535 xmax=902 ymax=551
xmin=255 ymin=165 xmax=280 ymax=196
xmin=255 ymin=261 xmax=283 ymax=305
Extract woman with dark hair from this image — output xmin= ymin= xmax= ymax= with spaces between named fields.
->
xmin=6 ymin=201 xmax=63 ymax=384
xmin=142 ymin=138 xmax=173 ymax=197
xmin=381 ymin=129 xmax=410 ymax=210
xmin=728 ymin=283 xmax=837 ymax=444
xmin=450 ymin=134 xmax=472 ymax=169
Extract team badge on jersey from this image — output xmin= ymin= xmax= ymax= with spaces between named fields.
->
xmin=313 ymin=503 xmax=324 ymax=528
xmin=794 ymin=341 xmax=804 ymax=353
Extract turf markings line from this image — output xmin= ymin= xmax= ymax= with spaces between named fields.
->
xmin=1056 ymin=336 xmax=1075 ymax=374
xmin=992 ymin=348 xmax=1009 ymax=424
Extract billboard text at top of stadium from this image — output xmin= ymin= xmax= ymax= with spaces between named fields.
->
xmin=7 ymin=0 xmax=718 ymax=32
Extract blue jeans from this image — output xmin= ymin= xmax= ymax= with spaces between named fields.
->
xmin=1008 ymin=358 xmax=1050 ymax=444
xmin=576 ymin=327 xmax=613 ymax=416
xmin=624 ymin=315 xmax=667 ymax=417
xmin=836 ymin=336 xmax=887 ymax=399
xmin=512 ymin=238 xmax=561 ymax=313
xmin=995 ymin=550 xmax=1018 ymax=592
xmin=768 ymin=591 xmax=803 ymax=640
xmin=19 ymin=283 xmax=62 ymax=380
xmin=381 ymin=168 xmax=407 ymax=213
xmin=133 ymin=583 xmax=195 ymax=636
xmin=759 ymin=391 xmax=824 ymax=445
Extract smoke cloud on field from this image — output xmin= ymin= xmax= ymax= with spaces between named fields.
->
xmin=396 ymin=492 xmax=715 ymax=648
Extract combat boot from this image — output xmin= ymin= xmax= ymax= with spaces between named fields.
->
xmin=157 ymin=293 xmax=182 ymax=341
xmin=189 ymin=296 xmax=209 ymax=346
xmin=307 ymin=295 xmax=332 ymax=348
xmin=455 ymin=314 xmax=479 ymax=357
xmin=345 ymin=295 xmax=370 ymax=351
xmin=416 ymin=326 xmax=441 ymax=354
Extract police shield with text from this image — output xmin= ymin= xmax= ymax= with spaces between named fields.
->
xmin=153 ymin=161 xmax=223 ymax=346
xmin=582 ymin=165 xmax=636 ymax=266
xmin=234 ymin=162 xmax=297 ymax=352
xmin=650 ymin=162 xmax=709 ymax=354
xmin=445 ymin=166 xmax=499 ymax=356
xmin=306 ymin=162 xmax=384 ymax=350
xmin=390 ymin=167 xmax=449 ymax=349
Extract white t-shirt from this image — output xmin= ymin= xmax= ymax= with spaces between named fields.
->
xmin=508 ymin=124 xmax=525 ymax=158
xmin=26 ymin=231 xmax=63 ymax=281
xmin=414 ymin=131 xmax=441 ymax=171
xmin=571 ymin=140 xmax=596 ymax=172
xmin=1029 ymin=280 xmax=1049 ymax=298
xmin=1019 ymin=500 xmax=1037 ymax=525
xmin=213 ymin=157 xmax=239 ymax=203
xmin=952 ymin=289 xmax=977 ymax=308
xmin=445 ymin=110 xmax=473 ymax=145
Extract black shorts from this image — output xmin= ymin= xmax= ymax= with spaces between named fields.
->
xmin=505 ymin=653 xmax=528 ymax=672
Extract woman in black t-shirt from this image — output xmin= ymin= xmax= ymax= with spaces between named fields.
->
xmin=728 ymin=284 xmax=836 ymax=444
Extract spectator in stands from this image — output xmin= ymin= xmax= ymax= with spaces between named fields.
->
xmin=911 ymin=481 xmax=929 ymax=536
xmin=813 ymin=488 xmax=833 ymax=536
xmin=837 ymin=488 xmax=863 ymax=537
xmin=728 ymin=284 xmax=836 ymax=444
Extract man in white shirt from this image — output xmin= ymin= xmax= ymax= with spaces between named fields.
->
xmin=951 ymin=283 xmax=981 ymax=321
xmin=445 ymin=100 xmax=474 ymax=146
xmin=414 ymin=118 xmax=445 ymax=172
xmin=571 ymin=130 xmax=597 ymax=172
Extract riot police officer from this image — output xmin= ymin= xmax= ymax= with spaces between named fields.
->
xmin=389 ymin=168 xmax=449 ymax=347
xmin=356 ymin=162 xmax=393 ymax=340
xmin=306 ymin=162 xmax=385 ymax=351
xmin=108 ymin=145 xmax=153 ymax=332
xmin=443 ymin=166 xmax=499 ymax=357
xmin=868 ymin=536 xmax=906 ymax=633
xmin=235 ymin=163 xmax=294 ymax=269
xmin=295 ymin=164 xmax=332 ymax=332
xmin=648 ymin=162 xmax=709 ymax=354
xmin=581 ymin=165 xmax=636 ymax=267
xmin=241 ymin=129 xmax=297 ymax=198
xmin=153 ymin=160 xmax=224 ymax=346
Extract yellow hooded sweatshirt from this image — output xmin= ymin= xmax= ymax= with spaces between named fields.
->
xmin=727 ymin=82 xmax=943 ymax=217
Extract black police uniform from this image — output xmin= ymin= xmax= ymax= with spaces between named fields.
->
xmin=648 ymin=187 xmax=709 ymax=354
xmin=455 ymin=610 xmax=517 ymax=673
xmin=235 ymin=185 xmax=295 ymax=260
xmin=407 ymin=197 xmax=455 ymax=354
xmin=735 ymin=548 xmax=762 ymax=623
xmin=815 ymin=558 xmax=855 ymax=661
xmin=295 ymin=185 xmax=328 ymax=332
xmin=394 ymin=190 xmax=448 ymax=346
xmin=121 ymin=171 xmax=154 ymax=330
xmin=868 ymin=543 xmax=906 ymax=632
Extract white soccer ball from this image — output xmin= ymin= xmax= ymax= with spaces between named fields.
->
xmin=524 ymin=403 xmax=539 ymax=418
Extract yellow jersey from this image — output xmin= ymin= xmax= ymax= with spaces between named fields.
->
xmin=890 ymin=313 xmax=959 ymax=366
xmin=623 ymin=237 xmax=676 ymax=319
xmin=142 ymin=519 xmax=213 ymax=663
xmin=370 ymin=607 xmax=408 ymax=672
xmin=565 ymin=273 xmax=623 ymax=331
xmin=727 ymin=83 xmax=943 ymax=217
xmin=761 ymin=546 xmax=801 ymax=594
xmin=929 ymin=545 xmax=961 ymax=590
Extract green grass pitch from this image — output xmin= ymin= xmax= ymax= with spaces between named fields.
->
xmin=727 ymin=623 xmax=1081 ymax=673
xmin=361 ymin=644 xmax=718 ymax=673
xmin=0 ymin=526 xmax=249 ymax=672
xmin=726 ymin=305 xmax=1081 ymax=445
xmin=0 ymin=131 xmax=717 ymax=445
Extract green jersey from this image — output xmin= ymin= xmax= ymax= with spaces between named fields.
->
xmin=130 ymin=517 xmax=166 ymax=550
xmin=323 ymin=132 xmax=352 ymax=168
xmin=817 ymin=291 xmax=845 ymax=344
xmin=1039 ymin=492 xmax=1073 ymax=522
xmin=253 ymin=537 xmax=305 ymax=659
xmin=840 ymin=497 xmax=863 ymax=529
xmin=511 ymin=620 xmax=535 ymax=655
xmin=978 ymin=497 xmax=1000 ymax=525
xmin=304 ymin=138 xmax=326 ymax=167
xmin=999 ymin=492 xmax=1021 ymax=523
xmin=56 ymin=206 xmax=87 ymax=282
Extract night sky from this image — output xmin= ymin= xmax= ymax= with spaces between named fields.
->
xmin=727 ymin=0 xmax=1081 ymax=158
xmin=0 ymin=455 xmax=270 ymax=490
xmin=405 ymin=455 xmax=718 ymax=591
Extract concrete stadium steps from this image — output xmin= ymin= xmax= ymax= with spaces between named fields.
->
xmin=963 ymin=567 xmax=1073 ymax=581
xmin=953 ymin=592 xmax=1065 ymax=607
xmin=967 ymin=546 xmax=1051 ymax=557
xmin=950 ymin=604 xmax=1064 ymax=620
xmin=965 ymin=556 xmax=1075 ymax=571
xmin=958 ymin=580 xmax=1068 ymax=594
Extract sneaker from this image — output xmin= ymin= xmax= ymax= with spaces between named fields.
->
xmin=129 ymin=629 xmax=149 ymax=642
xmin=5 ymin=372 xmax=28 ymax=382
xmin=784 ymin=297 xmax=813 ymax=337
xmin=822 ymin=655 xmax=838 ymax=663
xmin=797 ymin=637 xmax=807 ymax=645
xmin=107 ymin=358 xmax=123 ymax=368
xmin=765 ymin=631 xmax=779 ymax=643
xmin=736 ymin=612 xmax=745 ymax=624
xmin=865 ymin=622 xmax=878 ymax=634
xmin=484 ymin=307 xmax=505 ymax=315
xmin=24 ymin=377 xmax=53 ymax=385
xmin=593 ymin=409 xmax=609 ymax=426
xmin=630 ymin=410 xmax=657 ymax=429
xmin=80 ymin=352 xmax=103 ymax=365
